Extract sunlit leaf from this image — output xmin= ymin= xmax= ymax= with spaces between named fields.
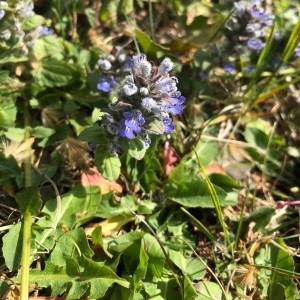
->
xmin=135 ymin=28 xmax=170 ymax=56
xmin=2 ymin=223 xmax=22 ymax=271
xmin=269 ymin=238 xmax=297 ymax=300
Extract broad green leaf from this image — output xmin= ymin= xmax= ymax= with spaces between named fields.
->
xmin=168 ymin=141 xmax=220 ymax=183
xmin=120 ymin=138 xmax=147 ymax=160
xmin=142 ymin=277 xmax=179 ymax=300
xmin=79 ymin=126 xmax=108 ymax=145
xmin=31 ymin=126 xmax=55 ymax=138
xmin=143 ymin=234 xmax=165 ymax=277
xmin=32 ymin=35 xmax=64 ymax=60
xmin=78 ymin=49 xmax=91 ymax=65
xmin=269 ymin=238 xmax=297 ymax=300
xmin=168 ymin=249 xmax=206 ymax=281
xmin=26 ymin=257 xmax=129 ymax=299
xmin=16 ymin=186 xmax=42 ymax=215
xmin=31 ymin=59 xmax=80 ymax=88
xmin=96 ymin=194 xmax=138 ymax=218
xmin=33 ymin=186 xmax=103 ymax=257
xmin=22 ymin=15 xmax=45 ymax=30
xmin=49 ymin=228 xmax=94 ymax=268
xmin=244 ymin=126 xmax=269 ymax=150
xmin=4 ymin=128 xmax=25 ymax=141
xmin=245 ymin=207 xmax=275 ymax=233
xmin=108 ymin=231 xmax=144 ymax=254
xmin=165 ymin=177 xmax=233 ymax=208
xmin=0 ymin=52 xmax=28 ymax=64
xmin=135 ymin=28 xmax=170 ymax=56
xmin=0 ymin=96 xmax=17 ymax=127
xmin=209 ymin=173 xmax=241 ymax=190
xmin=2 ymin=223 xmax=23 ymax=271
xmin=193 ymin=140 xmax=220 ymax=167
xmin=196 ymin=281 xmax=223 ymax=299
xmin=95 ymin=148 xmax=121 ymax=181
xmin=183 ymin=274 xmax=198 ymax=299
xmin=36 ymin=185 xmax=102 ymax=230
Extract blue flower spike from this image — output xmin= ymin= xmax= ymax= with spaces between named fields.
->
xmin=96 ymin=54 xmax=185 ymax=155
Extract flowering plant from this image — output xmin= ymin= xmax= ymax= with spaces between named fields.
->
xmin=94 ymin=54 xmax=185 ymax=157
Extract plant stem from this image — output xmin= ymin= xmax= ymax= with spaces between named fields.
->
xmin=20 ymin=210 xmax=32 ymax=300
xmin=20 ymin=103 xmax=32 ymax=300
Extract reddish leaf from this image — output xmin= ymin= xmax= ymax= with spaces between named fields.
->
xmin=81 ymin=167 xmax=122 ymax=194
xmin=163 ymin=141 xmax=179 ymax=176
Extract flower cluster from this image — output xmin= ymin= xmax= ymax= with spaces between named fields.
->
xmin=97 ymin=54 xmax=185 ymax=155
xmin=0 ymin=1 xmax=54 ymax=54
xmin=97 ymin=47 xmax=130 ymax=93
xmin=219 ymin=0 xmax=275 ymax=72
xmin=228 ymin=0 xmax=274 ymax=51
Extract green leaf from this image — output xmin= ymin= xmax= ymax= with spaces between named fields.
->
xmin=22 ymin=15 xmax=45 ymax=30
xmin=91 ymin=226 xmax=113 ymax=258
xmin=36 ymin=185 xmax=102 ymax=230
xmin=118 ymin=0 xmax=134 ymax=16
xmin=0 ymin=152 xmax=21 ymax=184
xmin=31 ymin=59 xmax=80 ymax=88
xmin=32 ymin=186 xmax=103 ymax=257
xmin=168 ymin=249 xmax=206 ymax=281
xmin=97 ymin=194 xmax=138 ymax=218
xmin=31 ymin=126 xmax=55 ymax=138
xmin=143 ymin=234 xmax=165 ymax=277
xmin=95 ymin=148 xmax=121 ymax=181
xmin=209 ymin=173 xmax=241 ymax=190
xmin=146 ymin=119 xmax=164 ymax=135
xmin=183 ymin=274 xmax=198 ymax=299
xmin=79 ymin=126 xmax=108 ymax=145
xmin=16 ymin=186 xmax=42 ymax=215
xmin=165 ymin=177 xmax=233 ymax=208
xmin=196 ymin=281 xmax=224 ymax=299
xmin=99 ymin=0 xmax=120 ymax=24
xmin=26 ymin=257 xmax=129 ymax=299
xmin=135 ymin=28 xmax=170 ymax=56
xmin=108 ymin=231 xmax=145 ymax=254
xmin=142 ymin=277 xmax=179 ymax=300
xmin=0 ymin=281 xmax=10 ymax=297
xmin=245 ymin=207 xmax=275 ymax=233
xmin=0 ymin=96 xmax=17 ymax=128
xmin=49 ymin=228 xmax=94 ymax=268
xmin=120 ymin=138 xmax=147 ymax=160
xmin=4 ymin=128 xmax=25 ymax=141
xmin=244 ymin=126 xmax=269 ymax=150
xmin=133 ymin=237 xmax=149 ymax=286
xmin=2 ymin=223 xmax=23 ymax=271
xmin=269 ymin=238 xmax=297 ymax=300
xmin=32 ymin=35 xmax=64 ymax=60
